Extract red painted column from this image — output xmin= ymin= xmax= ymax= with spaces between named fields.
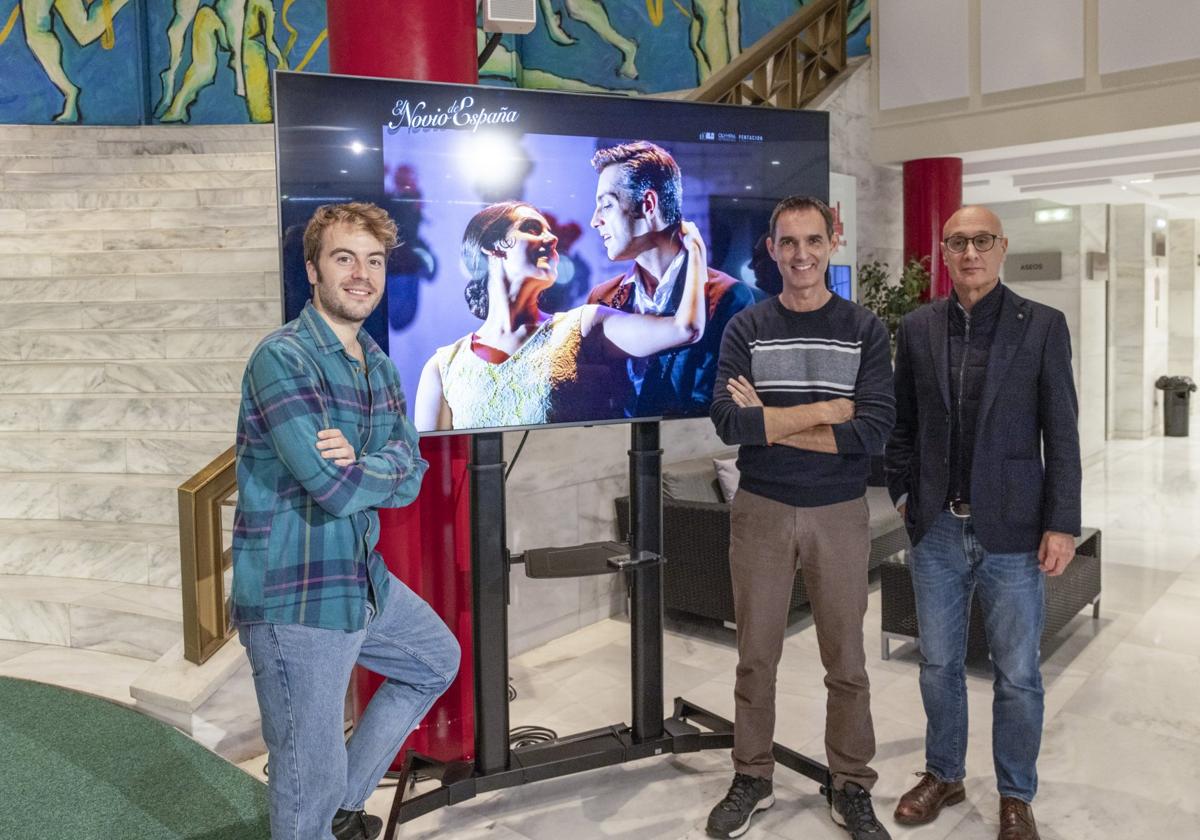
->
xmin=903 ymin=157 xmax=962 ymax=300
xmin=326 ymin=1 xmax=478 ymax=84
xmin=327 ymin=2 xmax=479 ymax=768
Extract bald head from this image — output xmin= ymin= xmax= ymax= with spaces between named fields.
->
xmin=940 ymin=204 xmax=1007 ymax=307
xmin=943 ymin=205 xmax=1004 ymax=239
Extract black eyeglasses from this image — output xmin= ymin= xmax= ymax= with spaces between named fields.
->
xmin=943 ymin=233 xmax=1003 ymax=253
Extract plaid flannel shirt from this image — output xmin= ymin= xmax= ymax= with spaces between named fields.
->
xmin=231 ymin=302 xmax=428 ymax=630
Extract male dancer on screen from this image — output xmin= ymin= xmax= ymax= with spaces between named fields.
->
xmin=232 ymin=202 xmax=459 ymax=840
xmin=588 ymin=140 xmax=754 ymax=418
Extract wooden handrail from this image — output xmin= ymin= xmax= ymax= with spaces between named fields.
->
xmin=685 ymin=0 xmax=847 ymax=108
xmin=179 ymin=446 xmax=237 ymax=664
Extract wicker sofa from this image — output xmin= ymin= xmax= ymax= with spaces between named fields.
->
xmin=615 ymin=453 xmax=910 ymax=626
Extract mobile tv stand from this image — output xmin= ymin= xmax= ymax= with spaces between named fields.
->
xmin=384 ymin=423 xmax=829 ymax=838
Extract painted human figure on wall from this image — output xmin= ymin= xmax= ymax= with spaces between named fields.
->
xmin=19 ymin=0 xmax=132 ymax=122
xmin=157 ymin=0 xmax=288 ymax=123
xmin=538 ymin=0 xmax=638 ymax=79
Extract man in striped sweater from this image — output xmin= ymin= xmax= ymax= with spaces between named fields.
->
xmin=706 ymin=196 xmax=895 ymax=840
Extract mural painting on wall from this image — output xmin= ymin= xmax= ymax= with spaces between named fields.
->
xmin=0 ymin=0 xmax=327 ymax=124
xmin=481 ymin=0 xmax=870 ymax=94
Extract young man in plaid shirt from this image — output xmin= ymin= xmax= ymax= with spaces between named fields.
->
xmin=232 ymin=203 xmax=460 ymax=840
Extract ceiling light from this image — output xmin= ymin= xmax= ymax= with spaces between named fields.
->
xmin=1129 ymin=178 xmax=1153 ymax=184
xmin=349 ymin=141 xmax=365 ymax=154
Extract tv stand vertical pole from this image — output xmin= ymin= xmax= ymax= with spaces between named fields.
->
xmin=628 ymin=421 xmax=664 ymax=742
xmin=470 ymin=432 xmax=509 ymax=774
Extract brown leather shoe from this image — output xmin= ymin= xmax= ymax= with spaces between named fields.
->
xmin=893 ymin=772 xmax=966 ymax=826
xmin=998 ymin=797 xmax=1040 ymax=840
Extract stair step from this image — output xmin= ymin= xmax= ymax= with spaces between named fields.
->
xmin=0 ymin=359 xmax=249 ymax=394
xmin=0 ymin=138 xmax=277 ymax=158
xmin=0 ymin=298 xmax=276 ymax=331
xmin=8 ymin=206 xmax=280 ymax=233
xmin=0 ymin=395 xmax=239 ymax=433
xmin=0 ymin=473 xmax=187 ymax=525
xmin=3 ymin=170 xmax=277 ymax=192
xmin=0 ymin=273 xmax=276 ymax=303
xmin=0 ymin=153 xmax=276 ymax=175
xmin=0 ymin=431 xmax=231 ymax=475
xmin=0 ymin=225 xmax=276 ymax=254
xmin=0 ymin=575 xmax=182 ymax=661
xmin=0 ymin=186 xmax=276 ymax=211
xmin=0 ymin=521 xmax=179 ymax=584
xmin=7 ymin=327 xmax=267 ymax=361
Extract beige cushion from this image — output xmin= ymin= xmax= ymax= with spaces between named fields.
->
xmin=713 ymin=457 xmax=740 ymax=503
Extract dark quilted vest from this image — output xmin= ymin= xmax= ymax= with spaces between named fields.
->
xmin=947 ymin=284 xmax=1002 ymax=504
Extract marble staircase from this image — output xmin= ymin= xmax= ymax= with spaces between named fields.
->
xmin=0 ymin=124 xmax=278 ymax=757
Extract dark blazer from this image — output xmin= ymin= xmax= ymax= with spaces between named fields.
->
xmin=885 ymin=285 xmax=1081 ymax=553
xmin=588 ymin=258 xmax=754 ymax=418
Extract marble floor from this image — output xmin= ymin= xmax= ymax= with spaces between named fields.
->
xmin=231 ymin=437 xmax=1200 ymax=839
xmin=8 ymin=436 xmax=1199 ymax=838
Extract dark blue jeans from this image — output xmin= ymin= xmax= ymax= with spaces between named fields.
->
xmin=909 ymin=510 xmax=1045 ymax=802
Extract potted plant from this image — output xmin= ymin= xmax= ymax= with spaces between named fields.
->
xmin=858 ymin=257 xmax=931 ymax=351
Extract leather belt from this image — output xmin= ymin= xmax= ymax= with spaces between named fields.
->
xmin=948 ymin=499 xmax=972 ymax=518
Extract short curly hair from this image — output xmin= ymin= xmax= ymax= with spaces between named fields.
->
xmin=302 ymin=202 xmax=399 ymax=265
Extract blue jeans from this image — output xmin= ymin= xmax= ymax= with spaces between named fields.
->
xmin=909 ymin=510 xmax=1045 ymax=802
xmin=238 ymin=573 xmax=460 ymax=840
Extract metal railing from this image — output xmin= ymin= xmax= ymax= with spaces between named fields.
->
xmin=684 ymin=0 xmax=847 ymax=108
xmin=179 ymin=446 xmax=237 ymax=665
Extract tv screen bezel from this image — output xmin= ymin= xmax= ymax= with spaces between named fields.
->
xmin=272 ymin=70 xmax=831 ymax=438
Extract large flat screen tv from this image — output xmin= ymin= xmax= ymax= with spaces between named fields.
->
xmin=274 ymin=72 xmax=829 ymax=436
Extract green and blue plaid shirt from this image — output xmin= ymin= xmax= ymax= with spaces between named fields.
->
xmin=231 ymin=302 xmax=428 ymax=630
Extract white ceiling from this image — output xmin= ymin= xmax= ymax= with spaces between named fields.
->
xmin=959 ymin=121 xmax=1200 ymax=220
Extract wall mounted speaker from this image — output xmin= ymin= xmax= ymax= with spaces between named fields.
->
xmin=482 ymin=0 xmax=537 ymax=34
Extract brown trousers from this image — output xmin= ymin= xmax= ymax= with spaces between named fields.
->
xmin=729 ymin=488 xmax=878 ymax=791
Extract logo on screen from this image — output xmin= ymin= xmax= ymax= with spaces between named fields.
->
xmin=387 ymin=96 xmax=520 ymax=134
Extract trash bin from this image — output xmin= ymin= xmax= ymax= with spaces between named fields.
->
xmin=1155 ymin=376 xmax=1197 ymax=437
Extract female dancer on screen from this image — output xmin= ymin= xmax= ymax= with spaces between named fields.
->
xmin=413 ymin=200 xmax=707 ymax=431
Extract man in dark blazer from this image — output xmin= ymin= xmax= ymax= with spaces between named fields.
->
xmin=588 ymin=141 xmax=754 ymax=418
xmin=885 ymin=205 xmax=1081 ymax=840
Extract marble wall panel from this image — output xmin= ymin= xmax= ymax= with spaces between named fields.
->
xmin=0 ymin=363 xmax=104 ymax=394
xmin=0 ymin=478 xmax=59 ymax=519
xmin=150 ymin=207 xmax=275 ymax=230
xmin=40 ymin=397 xmax=190 ymax=432
xmin=0 ymin=434 xmax=125 ymax=473
xmin=0 ymin=230 xmax=102 ymax=254
xmin=0 ymin=398 xmax=41 ymax=431
xmin=69 ymin=606 xmax=180 ymax=661
xmin=218 ymin=301 xmax=278 ymax=329
xmin=133 ymin=273 xmax=268 ymax=301
xmin=99 ymin=361 xmax=244 ymax=394
xmin=24 ymin=331 xmax=165 ymax=361
xmin=0 ymin=334 xmax=20 ymax=361
xmin=58 ymin=481 xmax=177 ymax=526
xmin=0 ymin=192 xmax=79 ymax=211
xmin=83 ymin=301 xmax=221 ymax=330
xmin=0 ymin=254 xmax=53 ymax=277
xmin=0 ymin=302 xmax=83 ymax=330
xmin=195 ymin=188 xmax=276 ymax=208
xmin=0 ymin=532 xmax=148 ymax=583
xmin=103 ymin=225 xmax=275 ymax=252
xmin=4 ymin=171 xmax=275 ymax=191
xmin=77 ymin=190 xmax=199 ymax=210
xmin=0 ymin=209 xmax=25 ymax=229
xmin=25 ymin=208 xmax=154 ymax=231
xmin=186 ymin=398 xmax=240 ymax=433
xmin=125 ymin=436 xmax=230 ymax=475
xmin=0 ymin=276 xmax=136 ymax=302
xmin=53 ymin=250 xmax=182 ymax=277
xmin=0 ymin=599 xmax=70 ymax=646
xmin=178 ymin=248 xmax=279 ymax=274
xmin=165 ymin=330 xmax=265 ymax=360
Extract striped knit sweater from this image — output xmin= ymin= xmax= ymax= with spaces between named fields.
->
xmin=710 ymin=294 xmax=895 ymax=508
